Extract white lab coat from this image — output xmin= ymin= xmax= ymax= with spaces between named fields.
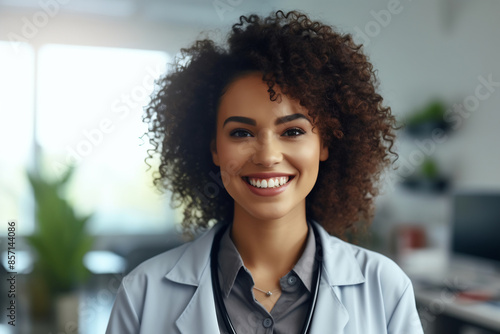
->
xmin=106 ymin=221 xmax=424 ymax=333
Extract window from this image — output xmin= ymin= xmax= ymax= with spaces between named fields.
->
xmin=1 ymin=42 xmax=180 ymax=234
xmin=0 ymin=41 xmax=35 ymax=235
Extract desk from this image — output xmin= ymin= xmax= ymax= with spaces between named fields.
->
xmin=415 ymin=285 xmax=500 ymax=334
xmin=400 ymin=249 xmax=500 ymax=333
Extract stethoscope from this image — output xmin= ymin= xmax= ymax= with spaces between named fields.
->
xmin=210 ymin=222 xmax=323 ymax=334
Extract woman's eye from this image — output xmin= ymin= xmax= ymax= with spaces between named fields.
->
xmin=282 ymin=128 xmax=306 ymax=137
xmin=230 ymin=129 xmax=253 ymax=137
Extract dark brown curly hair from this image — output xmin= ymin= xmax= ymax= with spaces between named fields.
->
xmin=143 ymin=10 xmax=397 ymax=239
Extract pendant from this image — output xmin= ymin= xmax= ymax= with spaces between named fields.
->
xmin=266 ymin=291 xmax=272 ymax=297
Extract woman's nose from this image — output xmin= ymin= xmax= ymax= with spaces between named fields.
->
xmin=251 ymin=129 xmax=283 ymax=167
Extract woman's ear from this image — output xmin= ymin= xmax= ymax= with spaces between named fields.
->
xmin=210 ymin=139 xmax=220 ymax=166
xmin=320 ymin=142 xmax=329 ymax=161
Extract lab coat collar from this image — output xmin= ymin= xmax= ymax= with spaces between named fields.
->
xmin=309 ymin=220 xmax=366 ymax=333
xmin=166 ymin=224 xmax=224 ymax=333
xmin=165 ymin=221 xmax=365 ymax=287
xmin=312 ymin=220 xmax=366 ymax=286
xmin=168 ymin=221 xmax=365 ymax=333
xmin=165 ymin=223 xmax=224 ymax=286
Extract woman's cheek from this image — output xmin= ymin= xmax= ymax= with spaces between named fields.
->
xmin=236 ymin=141 xmax=257 ymax=158
xmin=290 ymin=142 xmax=318 ymax=160
xmin=219 ymin=170 xmax=231 ymax=187
xmin=220 ymin=158 xmax=242 ymax=186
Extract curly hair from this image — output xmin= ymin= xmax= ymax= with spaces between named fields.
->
xmin=143 ymin=10 xmax=397 ymax=239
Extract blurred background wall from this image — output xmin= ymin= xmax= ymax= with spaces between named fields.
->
xmin=0 ymin=0 xmax=499 ymax=333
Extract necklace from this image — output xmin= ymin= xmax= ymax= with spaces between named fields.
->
xmin=253 ymin=286 xmax=279 ymax=297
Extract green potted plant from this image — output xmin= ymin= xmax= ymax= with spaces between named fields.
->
xmin=400 ymin=157 xmax=450 ymax=193
xmin=402 ymin=100 xmax=450 ymax=137
xmin=25 ymin=166 xmax=94 ymax=330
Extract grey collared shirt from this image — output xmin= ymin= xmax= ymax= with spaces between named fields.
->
xmin=216 ymin=224 xmax=317 ymax=334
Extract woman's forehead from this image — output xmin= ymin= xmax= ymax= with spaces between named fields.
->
xmin=217 ymin=73 xmax=310 ymax=122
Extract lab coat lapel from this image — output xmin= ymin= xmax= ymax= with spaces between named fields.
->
xmin=309 ymin=221 xmax=366 ymax=333
xmin=174 ymin=267 xmax=219 ymax=333
xmin=166 ymin=224 xmax=224 ymax=334
xmin=309 ymin=278 xmax=350 ymax=333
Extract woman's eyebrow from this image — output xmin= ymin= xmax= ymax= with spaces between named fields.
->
xmin=223 ymin=114 xmax=311 ymax=127
xmin=223 ymin=116 xmax=256 ymax=127
xmin=275 ymin=113 xmax=311 ymax=125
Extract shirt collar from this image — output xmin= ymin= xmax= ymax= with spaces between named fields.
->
xmin=217 ymin=223 xmax=317 ymax=297
xmin=217 ymin=225 xmax=244 ymax=298
xmin=291 ymin=224 xmax=316 ymax=293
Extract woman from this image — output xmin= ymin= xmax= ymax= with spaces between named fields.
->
xmin=106 ymin=10 xmax=424 ymax=333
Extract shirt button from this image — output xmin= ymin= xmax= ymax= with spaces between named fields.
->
xmin=288 ymin=275 xmax=298 ymax=286
xmin=262 ymin=318 xmax=273 ymax=328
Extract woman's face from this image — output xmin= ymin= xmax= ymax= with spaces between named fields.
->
xmin=211 ymin=72 xmax=329 ymax=222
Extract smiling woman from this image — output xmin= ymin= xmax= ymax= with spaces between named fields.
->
xmin=210 ymin=73 xmax=330 ymax=314
xmin=106 ymin=10 xmax=424 ymax=334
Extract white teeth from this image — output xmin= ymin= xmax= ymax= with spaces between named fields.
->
xmin=247 ymin=176 xmax=290 ymax=189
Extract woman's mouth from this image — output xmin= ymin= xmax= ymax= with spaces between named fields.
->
xmin=242 ymin=176 xmax=294 ymax=189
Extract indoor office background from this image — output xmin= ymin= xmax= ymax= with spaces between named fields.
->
xmin=0 ymin=0 xmax=499 ymax=333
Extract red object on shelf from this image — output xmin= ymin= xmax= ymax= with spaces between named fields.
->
xmin=393 ymin=225 xmax=427 ymax=255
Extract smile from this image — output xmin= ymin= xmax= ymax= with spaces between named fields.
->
xmin=242 ymin=176 xmax=294 ymax=189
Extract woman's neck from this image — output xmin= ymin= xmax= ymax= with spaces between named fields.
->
xmin=230 ymin=204 xmax=309 ymax=281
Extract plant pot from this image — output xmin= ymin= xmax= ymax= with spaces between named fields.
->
xmin=28 ymin=270 xmax=53 ymax=322
xmin=400 ymin=176 xmax=450 ymax=194
xmin=55 ymin=291 xmax=79 ymax=333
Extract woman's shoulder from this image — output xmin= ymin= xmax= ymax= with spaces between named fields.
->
xmin=315 ymin=222 xmax=412 ymax=289
xmin=318 ymin=231 xmax=423 ymax=333
xmin=346 ymin=241 xmax=411 ymax=285
xmin=121 ymin=225 xmax=220 ymax=287
xmin=125 ymin=241 xmax=193 ymax=279
xmin=106 ymin=228 xmax=220 ymax=333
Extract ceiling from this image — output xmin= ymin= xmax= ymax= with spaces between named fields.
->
xmin=0 ymin=0 xmax=301 ymax=27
